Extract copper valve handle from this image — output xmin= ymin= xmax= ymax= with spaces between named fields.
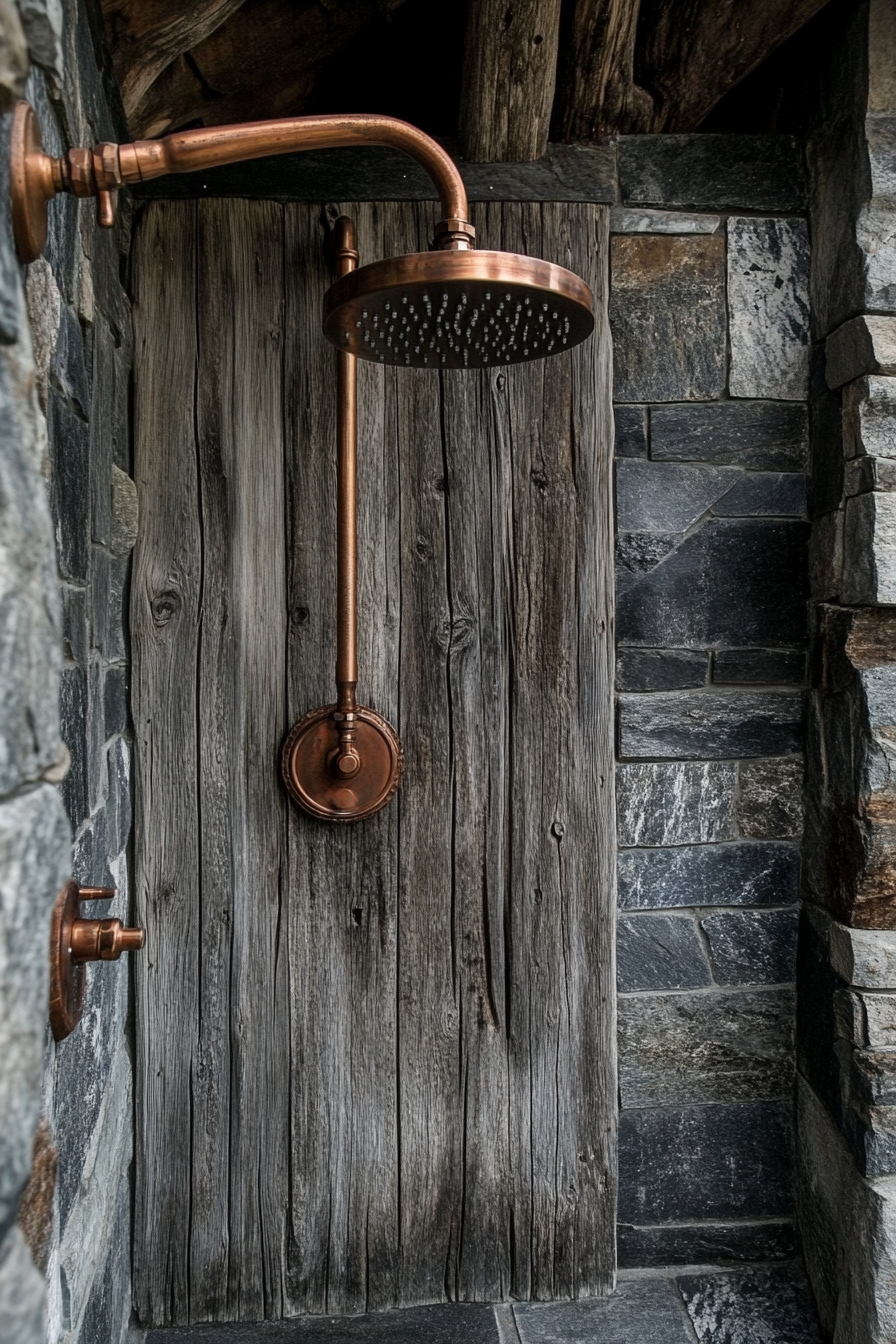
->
xmin=49 ymin=881 xmax=145 ymax=1041
xmin=10 ymin=103 xmax=474 ymax=263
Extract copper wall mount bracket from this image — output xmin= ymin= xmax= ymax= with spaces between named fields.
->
xmin=49 ymin=881 xmax=145 ymax=1042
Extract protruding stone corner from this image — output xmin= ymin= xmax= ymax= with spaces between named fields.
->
xmin=826 ymin=316 xmax=896 ymax=391
xmin=805 ymin=605 xmax=896 ymax=931
xmin=796 ymin=1073 xmax=896 ymax=1344
xmin=110 ymin=465 xmax=139 ymax=558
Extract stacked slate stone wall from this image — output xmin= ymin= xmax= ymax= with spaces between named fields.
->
xmin=607 ymin=138 xmax=810 ymax=1267
xmin=795 ymin=2 xmax=896 ymax=1340
xmin=0 ymin=4 xmax=135 ymax=1343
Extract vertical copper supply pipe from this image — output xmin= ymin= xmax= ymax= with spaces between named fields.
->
xmin=333 ymin=218 xmax=361 ymax=777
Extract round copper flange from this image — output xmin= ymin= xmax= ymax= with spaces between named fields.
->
xmin=282 ymin=704 xmax=403 ymax=822
xmin=10 ymin=100 xmax=53 ymax=264
xmin=49 ymin=880 xmax=86 ymax=1042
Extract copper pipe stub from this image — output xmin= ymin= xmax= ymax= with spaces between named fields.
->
xmin=282 ymin=216 xmax=403 ymax=823
xmin=49 ymin=881 xmax=145 ymax=1042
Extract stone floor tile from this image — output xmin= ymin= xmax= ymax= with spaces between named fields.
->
xmin=513 ymin=1278 xmax=696 ymax=1343
xmin=677 ymin=1266 xmax=823 ymax=1343
xmin=144 ymin=1303 xmax=501 ymax=1343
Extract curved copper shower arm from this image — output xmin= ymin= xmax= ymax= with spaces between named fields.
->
xmin=10 ymin=102 xmax=474 ymax=262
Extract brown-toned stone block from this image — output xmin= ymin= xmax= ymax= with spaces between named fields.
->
xmin=610 ymin=235 xmax=727 ymax=403
xmin=810 ymin=605 xmax=896 ymax=928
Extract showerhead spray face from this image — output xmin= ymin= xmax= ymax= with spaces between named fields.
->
xmin=323 ymin=248 xmax=594 ymax=370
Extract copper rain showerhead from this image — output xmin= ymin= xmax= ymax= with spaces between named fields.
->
xmin=9 ymin=106 xmax=596 ymax=821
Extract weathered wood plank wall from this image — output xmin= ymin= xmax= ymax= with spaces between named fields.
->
xmin=132 ymin=198 xmax=615 ymax=1325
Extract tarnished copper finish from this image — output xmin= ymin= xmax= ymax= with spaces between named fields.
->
xmin=10 ymin=103 xmax=473 ymax=262
xmin=10 ymin=102 xmax=61 ymax=262
xmin=282 ymin=704 xmax=403 ymax=823
xmin=282 ymin=217 xmax=403 ymax=823
xmin=49 ymin=881 xmax=146 ymax=1042
xmin=324 ymin=248 xmax=594 ymax=369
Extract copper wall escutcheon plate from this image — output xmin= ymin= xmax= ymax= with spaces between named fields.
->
xmin=48 ymin=881 xmax=145 ymax=1042
xmin=10 ymin=101 xmax=55 ymax=264
xmin=282 ymin=704 xmax=403 ymax=822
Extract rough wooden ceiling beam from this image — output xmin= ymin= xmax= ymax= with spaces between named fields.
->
xmin=553 ymin=0 xmax=652 ymax=141
xmin=459 ymin=0 xmax=564 ymax=162
xmin=102 ymin=0 xmax=247 ymax=121
xmin=636 ymin=0 xmax=834 ymax=132
xmin=115 ymin=0 xmax=408 ymax=140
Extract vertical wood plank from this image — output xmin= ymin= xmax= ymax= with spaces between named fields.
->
xmin=192 ymin=198 xmax=290 ymax=1321
xmin=132 ymin=201 xmax=201 ymax=1326
xmin=283 ymin=202 xmax=400 ymax=1316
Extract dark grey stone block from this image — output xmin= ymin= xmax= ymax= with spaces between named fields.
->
xmin=727 ymin=218 xmax=810 ymax=401
xmin=616 ymin=532 xmax=679 ymax=581
xmin=712 ymin=650 xmax=805 ymax=686
xmin=618 ymin=689 xmax=804 ymax=759
xmin=616 ymin=519 xmax=809 ymax=650
xmin=617 ymin=914 xmax=712 ymax=992
xmin=701 ymin=909 xmax=799 ymax=986
xmin=59 ymin=664 xmax=88 ymax=831
xmin=617 ymin=1220 xmax=797 ymax=1270
xmin=105 ymin=735 xmax=131 ymax=860
xmin=79 ymin=1170 xmax=130 ymax=1344
xmin=133 ymin=139 xmax=618 ymax=204
xmin=616 ymin=461 xmax=740 ymax=532
xmin=72 ymin=808 xmax=115 ymax=890
xmin=617 ymin=648 xmax=708 ymax=692
xmin=616 ymin=135 xmax=807 ymax=213
xmin=144 ymin=1303 xmax=501 ymax=1343
xmin=616 ymin=762 xmax=737 ymax=847
xmin=610 ymin=235 xmax=727 ymax=402
xmin=514 ymin=1279 xmax=695 ymax=1344
xmin=677 ymin=1266 xmax=822 ymax=1343
xmin=842 ymin=1103 xmax=896 ymax=1178
xmin=103 ymin=664 xmax=128 ymax=739
xmin=737 ymin=757 xmax=804 ymax=840
xmin=618 ymin=1101 xmax=793 ymax=1224
xmin=91 ymin=547 xmax=128 ymax=663
xmin=52 ymin=300 xmax=90 ymax=418
xmin=618 ymin=988 xmax=795 ymax=1107
xmin=60 ymin=582 xmax=88 ymax=667
xmin=617 ymin=843 xmax=800 ymax=911
xmin=49 ymin=386 xmax=90 ymax=584
xmin=650 ymin=402 xmax=809 ymax=471
xmin=55 ymin=954 xmax=127 ymax=1232
xmin=615 ymin=405 xmax=648 ymax=457
xmin=713 ymin=473 xmax=807 ymax=518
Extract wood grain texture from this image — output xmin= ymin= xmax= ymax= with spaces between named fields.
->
xmin=101 ymin=0 xmax=247 ymax=123
xmin=460 ymin=0 xmax=564 ymax=162
xmin=553 ymin=0 xmax=653 ymax=140
xmin=635 ymin=0 xmax=833 ymax=132
xmin=133 ymin=198 xmax=615 ymax=1324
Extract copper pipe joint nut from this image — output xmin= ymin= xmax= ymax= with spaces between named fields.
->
xmin=71 ymin=917 xmax=146 ymax=962
xmin=67 ymin=147 xmax=95 ymax=197
xmin=432 ymin=218 xmax=476 ymax=250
